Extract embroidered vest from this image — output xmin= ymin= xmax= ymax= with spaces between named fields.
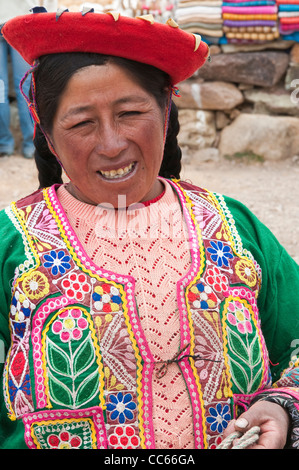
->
xmin=3 ymin=181 xmax=271 ymax=449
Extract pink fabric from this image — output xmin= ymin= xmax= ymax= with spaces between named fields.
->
xmin=222 ymin=5 xmax=277 ymax=12
xmin=57 ymin=181 xmax=195 ymax=449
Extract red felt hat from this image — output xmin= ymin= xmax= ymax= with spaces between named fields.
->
xmin=1 ymin=9 xmax=209 ymax=85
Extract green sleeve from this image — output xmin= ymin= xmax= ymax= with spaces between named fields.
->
xmin=0 ymin=207 xmax=29 ymax=448
xmin=223 ymin=194 xmax=299 ymax=382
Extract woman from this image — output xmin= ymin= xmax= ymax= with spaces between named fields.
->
xmin=0 ymin=9 xmax=299 ymax=450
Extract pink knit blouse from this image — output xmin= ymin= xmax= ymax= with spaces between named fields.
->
xmin=57 ymin=180 xmax=194 ymax=448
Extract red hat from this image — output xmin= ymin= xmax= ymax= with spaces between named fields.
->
xmin=1 ymin=9 xmax=209 ymax=85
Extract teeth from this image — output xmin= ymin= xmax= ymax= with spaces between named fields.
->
xmin=100 ymin=163 xmax=134 ymax=179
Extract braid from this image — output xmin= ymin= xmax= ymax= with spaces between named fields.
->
xmin=34 ymin=126 xmax=63 ymax=189
xmin=159 ymin=101 xmax=182 ymax=180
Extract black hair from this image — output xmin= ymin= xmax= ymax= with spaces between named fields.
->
xmin=30 ymin=52 xmax=182 ymax=188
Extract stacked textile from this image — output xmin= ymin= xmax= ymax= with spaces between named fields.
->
xmin=176 ymin=0 xmax=223 ymax=43
xmin=222 ymin=0 xmax=280 ymax=42
xmin=277 ymin=0 xmax=299 ymax=40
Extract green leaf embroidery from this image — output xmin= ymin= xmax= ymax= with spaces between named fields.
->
xmin=75 ymin=369 xmax=99 ymax=408
xmin=46 ymin=336 xmax=71 ymax=376
xmin=73 ymin=333 xmax=96 ymax=377
xmin=226 ymin=326 xmax=249 ymax=364
xmin=47 ymin=368 xmax=73 ymax=407
xmin=249 ymin=334 xmax=262 ymax=367
xmin=46 ymin=330 xmax=99 ymax=409
xmin=228 ymin=355 xmax=249 ymax=393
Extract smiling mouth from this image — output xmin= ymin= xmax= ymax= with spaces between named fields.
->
xmin=98 ymin=162 xmax=136 ymax=180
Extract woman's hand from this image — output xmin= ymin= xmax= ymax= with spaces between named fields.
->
xmin=222 ymin=400 xmax=290 ymax=449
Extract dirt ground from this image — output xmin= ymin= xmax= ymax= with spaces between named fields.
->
xmin=1 ymin=153 xmax=299 ymax=263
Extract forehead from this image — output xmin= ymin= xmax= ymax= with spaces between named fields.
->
xmin=60 ymin=63 xmax=152 ymax=104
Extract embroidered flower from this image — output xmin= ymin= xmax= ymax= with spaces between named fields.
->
xmin=10 ymin=291 xmax=31 ymax=322
xmin=206 ymin=403 xmax=231 ymax=433
xmin=207 ymin=241 xmax=234 ymax=268
xmin=108 ymin=425 xmax=140 ymax=449
xmin=206 ymin=266 xmax=229 ymax=293
xmin=188 ymin=283 xmax=218 ymax=309
xmin=92 ymin=284 xmax=122 ymax=313
xmin=209 ymin=435 xmax=223 ymax=449
xmin=235 ymin=259 xmax=257 ymax=288
xmin=52 ymin=308 xmax=89 ymax=342
xmin=35 ymin=208 xmax=60 ymax=235
xmin=22 ymin=271 xmax=50 ymax=300
xmin=62 ymin=272 xmax=91 ymax=301
xmin=106 ymin=392 xmax=137 ymax=424
xmin=43 ymin=250 xmax=71 ymax=276
xmin=47 ymin=431 xmax=82 ymax=449
xmin=227 ymin=300 xmax=253 ymax=334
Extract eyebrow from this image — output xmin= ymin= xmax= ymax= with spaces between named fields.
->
xmin=60 ymin=95 xmax=150 ymax=122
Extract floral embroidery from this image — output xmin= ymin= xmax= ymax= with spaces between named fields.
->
xmin=108 ymin=425 xmax=140 ymax=449
xmin=206 ymin=266 xmax=229 ymax=293
xmin=22 ymin=271 xmax=50 ymax=300
xmin=106 ymin=392 xmax=137 ymax=424
xmin=92 ymin=284 xmax=122 ymax=313
xmin=235 ymin=259 xmax=257 ymax=288
xmin=47 ymin=431 xmax=82 ymax=449
xmin=209 ymin=435 xmax=223 ymax=449
xmin=188 ymin=283 xmax=218 ymax=309
xmin=206 ymin=403 xmax=231 ymax=433
xmin=207 ymin=240 xmax=234 ymax=268
xmin=52 ymin=308 xmax=89 ymax=342
xmin=227 ymin=300 xmax=253 ymax=334
xmin=61 ymin=272 xmax=91 ymax=301
xmin=43 ymin=250 xmax=71 ymax=276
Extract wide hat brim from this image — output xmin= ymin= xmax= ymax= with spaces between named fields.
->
xmin=1 ymin=10 xmax=209 ymax=85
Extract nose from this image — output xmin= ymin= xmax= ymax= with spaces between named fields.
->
xmin=95 ymin=121 xmax=128 ymax=159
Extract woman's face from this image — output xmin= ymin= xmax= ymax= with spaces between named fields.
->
xmin=50 ymin=62 xmax=166 ymax=207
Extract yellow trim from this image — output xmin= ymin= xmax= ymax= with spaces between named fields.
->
xmin=5 ymin=203 xmax=40 ymax=420
xmin=174 ymin=181 xmax=209 ymax=448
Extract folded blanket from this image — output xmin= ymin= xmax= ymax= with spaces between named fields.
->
xmin=182 ymin=26 xmax=224 ymax=35
xmin=280 ymin=31 xmax=299 ymax=38
xmin=176 ymin=5 xmax=222 ymax=14
xmin=223 ymin=25 xmax=277 ymax=31
xmin=280 ymin=15 xmax=299 ymax=21
xmin=225 ymin=30 xmax=280 ymax=38
xmin=222 ymin=0 xmax=275 ymax=4
xmin=223 ymin=12 xmax=278 ymax=18
xmin=278 ymin=10 xmax=299 ymax=15
xmin=222 ymin=5 xmax=277 ymax=13
xmin=280 ymin=22 xmax=299 ymax=28
xmin=278 ymin=4 xmax=299 ymax=9
xmin=223 ymin=18 xmax=277 ymax=24
xmin=276 ymin=0 xmax=299 ymax=4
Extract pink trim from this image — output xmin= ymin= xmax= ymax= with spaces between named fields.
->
xmin=31 ymin=295 xmax=74 ymax=409
xmin=46 ymin=185 xmax=156 ymax=447
xmin=166 ymin=179 xmax=206 ymax=449
xmin=22 ymin=406 xmax=107 ymax=449
xmin=225 ymin=286 xmax=271 ymax=390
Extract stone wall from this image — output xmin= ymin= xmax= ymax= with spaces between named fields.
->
xmin=174 ymin=40 xmax=299 ymax=163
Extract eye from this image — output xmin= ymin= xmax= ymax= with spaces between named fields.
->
xmin=71 ymin=120 xmax=92 ymax=129
xmin=120 ymin=111 xmax=142 ymax=117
